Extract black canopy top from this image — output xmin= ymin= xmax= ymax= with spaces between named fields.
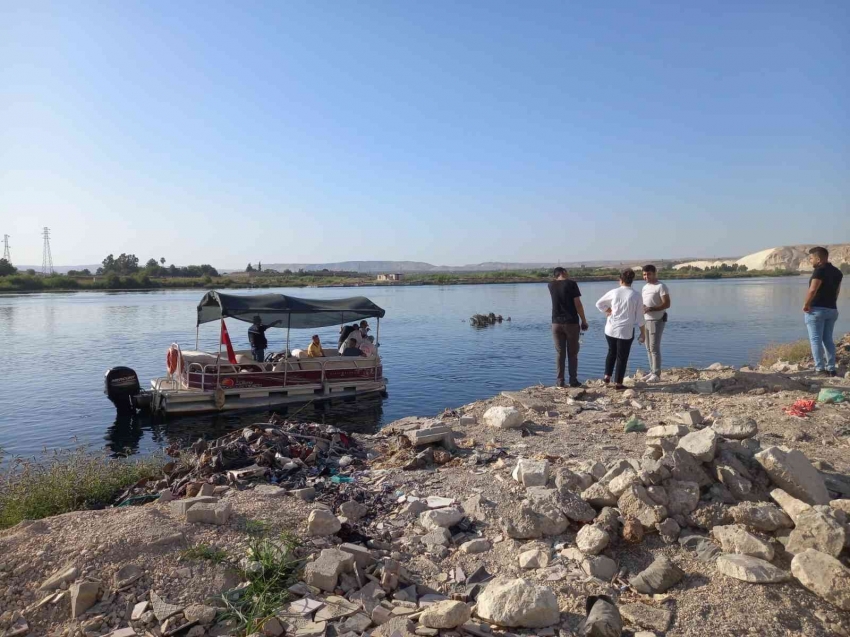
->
xmin=197 ymin=291 xmax=386 ymax=329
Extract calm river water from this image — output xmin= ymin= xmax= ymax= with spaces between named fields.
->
xmin=1 ymin=278 xmax=847 ymax=459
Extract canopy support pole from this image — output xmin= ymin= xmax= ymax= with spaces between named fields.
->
xmin=216 ymin=318 xmax=223 ymax=388
xmin=374 ymin=317 xmax=380 ymax=380
xmin=284 ymin=315 xmax=291 ymax=386
xmin=195 ymin=325 xmax=199 ymax=350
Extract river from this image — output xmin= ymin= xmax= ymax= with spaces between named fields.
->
xmin=1 ymin=277 xmax=847 ymax=459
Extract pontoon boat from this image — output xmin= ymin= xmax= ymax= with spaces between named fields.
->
xmin=104 ymin=292 xmax=387 ymax=415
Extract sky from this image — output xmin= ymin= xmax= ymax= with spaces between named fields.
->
xmin=1 ymin=1 xmax=849 ymax=268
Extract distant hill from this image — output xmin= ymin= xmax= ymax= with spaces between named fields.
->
xmin=674 ymin=244 xmax=850 ymax=272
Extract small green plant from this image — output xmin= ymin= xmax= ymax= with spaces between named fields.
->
xmin=0 ymin=448 xmax=165 ymax=529
xmin=243 ymin=519 xmax=269 ymax=536
xmin=182 ymin=543 xmax=229 ymax=564
xmin=760 ymin=339 xmax=814 ymax=367
xmin=222 ymin=531 xmax=302 ymax=635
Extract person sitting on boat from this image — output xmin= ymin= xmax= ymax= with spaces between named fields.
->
xmin=338 ymin=325 xmax=363 ymax=354
xmin=359 ymin=320 xmax=371 ymax=338
xmin=338 ymin=323 xmax=359 ymax=348
xmin=248 ymin=315 xmax=280 ymax=361
xmin=307 ymin=334 xmax=324 ymax=358
xmin=359 ymin=334 xmax=376 ymax=356
xmin=342 ymin=337 xmax=364 ymax=357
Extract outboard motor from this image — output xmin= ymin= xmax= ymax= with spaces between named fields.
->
xmin=104 ymin=367 xmax=142 ymax=412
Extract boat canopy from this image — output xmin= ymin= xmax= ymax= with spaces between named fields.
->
xmin=197 ymin=291 xmax=386 ymax=329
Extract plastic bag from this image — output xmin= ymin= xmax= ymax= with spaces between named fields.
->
xmin=623 ymin=415 xmax=647 ymax=433
xmin=818 ymin=388 xmax=846 ymax=404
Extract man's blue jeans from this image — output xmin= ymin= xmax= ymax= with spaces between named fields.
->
xmin=804 ymin=308 xmax=839 ymax=371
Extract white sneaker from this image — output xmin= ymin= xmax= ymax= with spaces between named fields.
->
xmin=645 ymin=373 xmax=660 ymax=383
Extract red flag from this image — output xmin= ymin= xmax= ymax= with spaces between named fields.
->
xmin=220 ymin=321 xmax=238 ymax=364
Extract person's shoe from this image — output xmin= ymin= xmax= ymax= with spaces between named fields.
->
xmin=828 ymin=370 xmax=838 ymax=377
xmin=614 ymin=384 xmax=627 ymax=391
xmin=817 ymin=370 xmax=830 ymax=377
xmin=555 ymin=380 xmax=565 ymax=388
xmin=644 ymin=373 xmax=660 ymax=383
xmin=569 ymin=379 xmax=583 ymax=388
xmin=602 ymin=376 xmax=611 ymax=385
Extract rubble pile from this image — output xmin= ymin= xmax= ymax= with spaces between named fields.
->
xmin=117 ymin=419 xmax=368 ymax=507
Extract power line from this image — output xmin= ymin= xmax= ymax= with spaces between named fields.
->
xmin=42 ymin=227 xmax=54 ymax=275
xmin=2 ymin=235 xmax=9 ymax=262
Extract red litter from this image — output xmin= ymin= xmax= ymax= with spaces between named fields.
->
xmin=784 ymin=399 xmax=816 ymax=418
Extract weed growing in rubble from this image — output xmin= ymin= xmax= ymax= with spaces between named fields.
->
xmin=759 ymin=339 xmax=814 ymax=367
xmin=0 ymin=447 xmax=165 ymax=529
xmin=222 ymin=531 xmax=302 ymax=635
xmin=181 ymin=543 xmax=229 ymax=564
xmin=243 ymin=519 xmax=270 ymax=536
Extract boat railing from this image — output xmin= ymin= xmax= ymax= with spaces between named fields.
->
xmin=185 ymin=355 xmax=381 ymax=390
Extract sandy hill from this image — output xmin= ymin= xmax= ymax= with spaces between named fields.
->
xmin=674 ymin=244 xmax=850 ymax=272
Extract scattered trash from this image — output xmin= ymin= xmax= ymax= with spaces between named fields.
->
xmin=623 ymin=416 xmax=647 ymax=433
xmin=783 ymin=399 xmax=817 ymax=418
xmin=817 ymin=388 xmax=846 ymax=404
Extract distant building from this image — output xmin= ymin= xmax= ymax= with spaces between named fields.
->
xmin=377 ymin=273 xmax=403 ymax=281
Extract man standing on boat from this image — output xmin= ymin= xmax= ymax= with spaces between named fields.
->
xmin=549 ymin=267 xmax=589 ymax=388
xmin=248 ymin=315 xmax=278 ymax=362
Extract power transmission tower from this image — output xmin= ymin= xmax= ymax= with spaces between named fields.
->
xmin=42 ymin=227 xmax=54 ymax=275
xmin=2 ymin=235 xmax=10 ymax=262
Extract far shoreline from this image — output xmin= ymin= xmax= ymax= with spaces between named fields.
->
xmin=0 ymin=271 xmax=804 ymax=295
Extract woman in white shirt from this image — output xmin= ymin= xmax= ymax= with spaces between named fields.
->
xmin=595 ymin=269 xmax=646 ymax=390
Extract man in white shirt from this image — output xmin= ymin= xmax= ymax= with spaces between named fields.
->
xmin=640 ymin=265 xmax=671 ymax=382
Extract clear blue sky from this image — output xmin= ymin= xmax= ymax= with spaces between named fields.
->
xmin=1 ymin=1 xmax=848 ymax=267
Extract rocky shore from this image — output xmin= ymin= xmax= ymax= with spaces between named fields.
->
xmin=2 ymin=362 xmax=850 ymax=637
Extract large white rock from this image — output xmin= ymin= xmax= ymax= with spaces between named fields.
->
xmin=483 ymin=406 xmax=523 ymax=429
xmin=677 ymin=428 xmax=718 ymax=462
xmin=785 ymin=508 xmax=846 ymax=557
xmin=518 ymin=549 xmax=550 ymax=569
xmin=712 ymin=417 xmax=758 ymax=440
xmin=475 ymin=578 xmax=560 ymax=628
xmin=769 ymin=488 xmax=812 ymax=523
xmin=419 ymin=507 xmax=465 ymax=531
xmin=791 ymin=549 xmax=850 ymax=610
xmin=715 ymin=554 xmax=790 ymax=583
xmin=576 ymin=525 xmax=610 ymax=555
xmin=418 ymin=600 xmax=472 ymax=629
xmin=307 ymin=509 xmax=342 ymax=536
xmin=754 ymin=447 xmax=830 ymax=505
xmin=646 ymin=425 xmax=689 ymax=438
xmin=711 ymin=525 xmax=774 ymax=561
xmin=512 ymin=459 xmax=550 ymax=487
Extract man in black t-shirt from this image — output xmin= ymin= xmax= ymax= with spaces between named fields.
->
xmin=803 ymin=246 xmax=843 ymax=376
xmin=548 ymin=267 xmax=589 ymax=387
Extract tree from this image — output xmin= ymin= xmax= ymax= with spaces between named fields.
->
xmin=258 ymin=261 xmax=262 ymax=272
xmin=160 ymin=257 xmax=166 ymax=266
xmin=0 ymin=258 xmax=17 ymax=276
xmin=145 ymin=258 xmax=158 ymax=270
xmin=26 ymin=269 xmax=37 ymax=276
xmin=80 ymin=268 xmax=91 ymax=276
xmin=246 ymin=263 xmax=255 ymax=272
